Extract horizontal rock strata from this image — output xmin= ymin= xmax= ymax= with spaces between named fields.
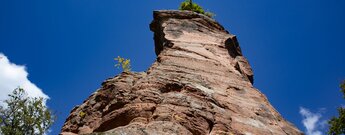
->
xmin=61 ymin=10 xmax=302 ymax=135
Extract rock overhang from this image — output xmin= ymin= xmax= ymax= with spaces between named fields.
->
xmin=150 ymin=10 xmax=232 ymax=56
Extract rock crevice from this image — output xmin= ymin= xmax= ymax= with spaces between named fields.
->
xmin=61 ymin=10 xmax=302 ymax=135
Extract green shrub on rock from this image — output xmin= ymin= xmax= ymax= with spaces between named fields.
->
xmin=179 ymin=0 xmax=215 ymax=18
xmin=114 ymin=56 xmax=131 ymax=72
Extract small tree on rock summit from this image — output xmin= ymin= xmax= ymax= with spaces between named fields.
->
xmin=179 ymin=0 xmax=215 ymax=18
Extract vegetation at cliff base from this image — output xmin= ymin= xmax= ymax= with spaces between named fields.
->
xmin=0 ymin=88 xmax=55 ymax=135
xmin=114 ymin=56 xmax=131 ymax=72
xmin=179 ymin=0 xmax=215 ymax=18
xmin=328 ymin=81 xmax=345 ymax=135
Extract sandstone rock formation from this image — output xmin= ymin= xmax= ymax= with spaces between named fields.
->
xmin=61 ymin=10 xmax=303 ymax=135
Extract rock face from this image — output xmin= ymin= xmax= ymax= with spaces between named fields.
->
xmin=61 ymin=10 xmax=302 ymax=135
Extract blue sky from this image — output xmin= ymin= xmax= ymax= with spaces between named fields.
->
xmin=0 ymin=0 xmax=344 ymax=134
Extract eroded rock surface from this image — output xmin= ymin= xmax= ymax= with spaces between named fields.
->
xmin=61 ymin=10 xmax=302 ymax=135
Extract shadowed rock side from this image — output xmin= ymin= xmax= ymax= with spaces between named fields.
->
xmin=61 ymin=10 xmax=302 ymax=135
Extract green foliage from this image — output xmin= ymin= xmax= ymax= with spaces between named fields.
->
xmin=114 ymin=56 xmax=131 ymax=72
xmin=79 ymin=111 xmax=86 ymax=118
xmin=341 ymin=81 xmax=345 ymax=98
xmin=0 ymin=88 xmax=55 ymax=135
xmin=179 ymin=0 xmax=215 ymax=18
xmin=328 ymin=81 xmax=345 ymax=135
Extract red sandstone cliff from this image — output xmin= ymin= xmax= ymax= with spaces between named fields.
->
xmin=60 ymin=10 xmax=303 ymax=135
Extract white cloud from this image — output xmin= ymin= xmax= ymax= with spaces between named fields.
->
xmin=299 ymin=107 xmax=327 ymax=135
xmin=0 ymin=53 xmax=49 ymax=106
